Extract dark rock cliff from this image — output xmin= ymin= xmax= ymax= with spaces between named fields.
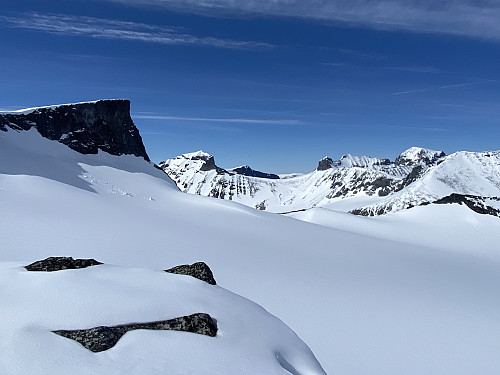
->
xmin=0 ymin=99 xmax=150 ymax=161
xmin=231 ymin=165 xmax=280 ymax=179
xmin=317 ymin=157 xmax=334 ymax=171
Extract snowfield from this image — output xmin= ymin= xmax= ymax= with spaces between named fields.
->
xmin=3 ymin=128 xmax=500 ymax=374
xmin=0 ymin=261 xmax=324 ymax=375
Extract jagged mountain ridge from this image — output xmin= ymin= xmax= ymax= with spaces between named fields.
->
xmin=159 ymin=147 xmax=444 ymax=213
xmin=160 ymin=148 xmax=500 ymax=217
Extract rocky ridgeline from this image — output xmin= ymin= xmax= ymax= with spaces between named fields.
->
xmin=230 ymin=165 xmax=280 ymax=179
xmin=432 ymin=194 xmax=500 ymax=218
xmin=0 ymin=99 xmax=149 ymax=161
xmin=24 ymin=257 xmax=218 ymax=352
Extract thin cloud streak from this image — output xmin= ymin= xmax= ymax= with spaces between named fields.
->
xmin=0 ymin=13 xmax=272 ymax=49
xmin=134 ymin=114 xmax=302 ymax=125
xmin=380 ymin=66 xmax=440 ymax=74
xmin=105 ymin=0 xmax=500 ymax=42
xmin=392 ymin=80 xmax=498 ymax=96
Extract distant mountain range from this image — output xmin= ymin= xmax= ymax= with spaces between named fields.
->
xmin=160 ymin=147 xmax=500 ymax=218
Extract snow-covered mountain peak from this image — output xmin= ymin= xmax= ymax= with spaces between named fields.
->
xmin=181 ymin=150 xmax=213 ymax=160
xmin=395 ymin=146 xmax=445 ymax=167
xmin=352 ymin=149 xmax=500 ymax=215
xmin=336 ymin=154 xmax=392 ymax=168
xmin=159 ymin=151 xmax=223 ymax=174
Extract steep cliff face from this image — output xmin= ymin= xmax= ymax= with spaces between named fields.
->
xmin=0 ymin=99 xmax=149 ymax=161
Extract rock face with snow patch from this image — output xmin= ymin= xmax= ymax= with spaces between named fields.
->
xmin=0 ymin=99 xmax=149 ymax=161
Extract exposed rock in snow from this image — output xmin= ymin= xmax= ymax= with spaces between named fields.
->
xmin=25 ymin=256 xmax=103 ymax=271
xmin=431 ymin=193 xmax=500 ymax=218
xmin=230 ymin=165 xmax=280 ymax=179
xmin=53 ymin=313 xmax=217 ymax=352
xmin=0 ymin=99 xmax=149 ymax=161
xmin=165 ymin=261 xmax=217 ymax=285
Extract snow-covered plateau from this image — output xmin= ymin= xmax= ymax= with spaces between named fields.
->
xmin=2 ymin=100 xmax=500 ymax=375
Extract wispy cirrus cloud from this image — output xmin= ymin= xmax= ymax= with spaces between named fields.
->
xmin=103 ymin=0 xmax=500 ymax=42
xmin=134 ymin=114 xmax=302 ymax=125
xmin=0 ymin=13 xmax=272 ymax=49
xmin=392 ymin=79 xmax=498 ymax=96
xmin=380 ymin=66 xmax=441 ymax=74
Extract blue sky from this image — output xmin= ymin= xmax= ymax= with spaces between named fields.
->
xmin=1 ymin=0 xmax=499 ymax=173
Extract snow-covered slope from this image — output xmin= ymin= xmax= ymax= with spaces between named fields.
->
xmin=159 ymin=148 xmax=438 ymax=212
xmin=1 ymin=258 xmax=323 ymax=375
xmin=3 ymin=107 xmax=500 ymax=374
xmin=353 ymin=150 xmax=500 ymax=215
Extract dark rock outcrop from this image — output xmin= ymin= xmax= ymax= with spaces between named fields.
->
xmin=0 ymin=99 xmax=149 ymax=161
xmin=231 ymin=165 xmax=279 ymax=180
xmin=53 ymin=313 xmax=217 ymax=352
xmin=25 ymin=257 xmax=102 ymax=272
xmin=188 ymin=154 xmax=227 ymax=174
xmin=317 ymin=157 xmax=334 ymax=171
xmin=349 ymin=206 xmax=386 ymax=217
xmin=165 ymin=262 xmax=217 ymax=285
xmin=432 ymin=194 xmax=500 ymax=218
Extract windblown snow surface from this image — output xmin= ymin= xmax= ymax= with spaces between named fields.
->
xmin=2 ymin=129 xmax=500 ymax=374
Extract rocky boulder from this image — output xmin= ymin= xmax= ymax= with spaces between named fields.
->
xmin=165 ymin=262 xmax=217 ymax=285
xmin=25 ymin=257 xmax=102 ymax=271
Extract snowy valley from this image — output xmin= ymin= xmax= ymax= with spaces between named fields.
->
xmin=2 ymin=100 xmax=500 ymax=375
